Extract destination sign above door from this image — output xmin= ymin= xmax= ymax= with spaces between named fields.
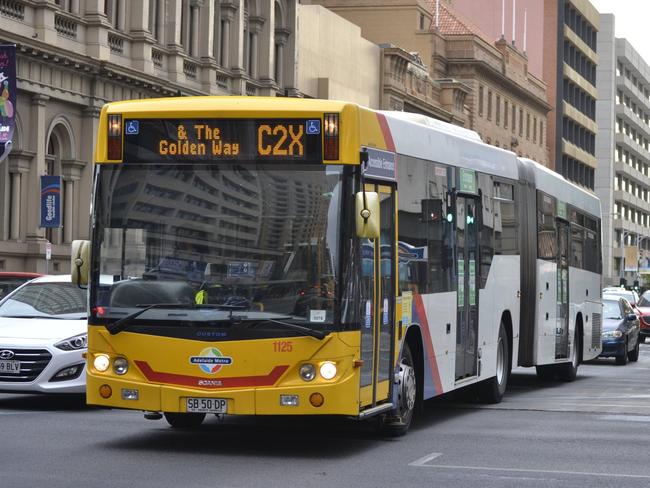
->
xmin=123 ymin=119 xmax=323 ymax=163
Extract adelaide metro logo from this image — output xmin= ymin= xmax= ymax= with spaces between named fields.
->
xmin=190 ymin=347 xmax=233 ymax=374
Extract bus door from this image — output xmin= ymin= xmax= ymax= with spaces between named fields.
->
xmin=555 ymin=220 xmax=570 ymax=359
xmin=455 ymin=195 xmax=479 ymax=380
xmin=359 ymin=183 xmax=396 ymax=408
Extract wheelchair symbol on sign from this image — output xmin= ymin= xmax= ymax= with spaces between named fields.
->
xmin=125 ymin=121 xmax=139 ymax=135
xmin=306 ymin=120 xmax=321 ymax=135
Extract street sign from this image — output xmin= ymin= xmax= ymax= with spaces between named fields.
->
xmin=45 ymin=242 xmax=51 ymax=261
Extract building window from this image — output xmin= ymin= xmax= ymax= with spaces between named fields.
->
xmin=496 ymin=95 xmax=501 ymax=125
xmin=533 ymin=117 xmax=537 ymax=143
xmin=540 ymin=121 xmax=543 ymax=147
xmin=512 ymin=104 xmax=516 ymax=134
xmin=519 ymin=108 xmax=523 ymax=136
xmin=478 ymin=85 xmax=484 ymax=117
xmin=105 ymin=0 xmax=123 ymax=30
xmin=487 ymin=90 xmax=492 ymax=120
xmin=526 ymin=113 xmax=530 ymax=139
xmin=504 ymin=100 xmax=509 ymax=129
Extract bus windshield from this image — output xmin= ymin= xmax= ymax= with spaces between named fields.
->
xmin=90 ymin=163 xmax=347 ymax=332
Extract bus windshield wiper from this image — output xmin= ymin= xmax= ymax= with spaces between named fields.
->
xmin=250 ymin=317 xmax=327 ymax=340
xmin=106 ymin=303 xmax=226 ymax=335
xmin=106 ymin=305 xmax=328 ymax=340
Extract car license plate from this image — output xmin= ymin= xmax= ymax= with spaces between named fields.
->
xmin=185 ymin=397 xmax=228 ymax=413
xmin=0 ymin=360 xmax=20 ymax=374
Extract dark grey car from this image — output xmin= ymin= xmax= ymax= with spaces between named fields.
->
xmin=600 ymin=296 xmax=640 ymax=365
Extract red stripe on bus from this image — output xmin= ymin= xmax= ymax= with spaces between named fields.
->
xmin=413 ymin=295 xmax=444 ymax=394
xmin=134 ymin=361 xmax=289 ymax=389
xmin=376 ymin=113 xmax=396 ymax=152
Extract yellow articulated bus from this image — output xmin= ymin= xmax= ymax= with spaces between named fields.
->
xmin=73 ymin=96 xmax=602 ymax=435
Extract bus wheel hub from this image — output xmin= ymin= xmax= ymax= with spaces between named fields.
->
xmin=397 ymin=362 xmax=416 ymax=412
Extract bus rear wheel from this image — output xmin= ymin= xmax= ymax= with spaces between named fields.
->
xmin=163 ymin=412 xmax=206 ymax=429
xmin=381 ymin=343 xmax=417 ymax=437
xmin=478 ymin=322 xmax=509 ymax=403
xmin=557 ymin=330 xmax=581 ymax=381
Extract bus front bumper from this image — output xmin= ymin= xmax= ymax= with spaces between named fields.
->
xmin=86 ymin=371 xmax=361 ymax=416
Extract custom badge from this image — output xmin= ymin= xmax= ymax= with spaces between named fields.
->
xmin=190 ymin=347 xmax=233 ymax=374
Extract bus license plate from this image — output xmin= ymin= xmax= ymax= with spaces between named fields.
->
xmin=186 ymin=397 xmax=228 ymax=413
xmin=0 ymin=360 xmax=20 ymax=374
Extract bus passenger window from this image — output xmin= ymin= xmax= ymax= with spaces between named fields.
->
xmin=494 ymin=182 xmax=518 ymax=255
xmin=537 ymin=192 xmax=557 ymax=261
xmin=397 ymin=156 xmax=453 ymax=294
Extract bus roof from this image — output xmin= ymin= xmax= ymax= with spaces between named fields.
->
xmin=102 ymin=96 xmax=354 ymax=116
xmin=522 ymin=158 xmax=600 ymax=218
xmin=380 ymin=109 xmax=520 ymax=180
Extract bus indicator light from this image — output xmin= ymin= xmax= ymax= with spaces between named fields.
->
xmin=107 ymin=114 xmax=122 ymax=160
xmin=323 ymin=113 xmax=339 ymax=160
xmin=99 ymin=384 xmax=112 ymax=399
xmin=309 ymin=393 xmax=324 ymax=407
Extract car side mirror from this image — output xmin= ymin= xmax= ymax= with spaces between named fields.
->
xmin=626 ymin=313 xmax=637 ymax=322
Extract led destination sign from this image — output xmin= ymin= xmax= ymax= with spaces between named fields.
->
xmin=123 ymin=119 xmax=322 ymax=163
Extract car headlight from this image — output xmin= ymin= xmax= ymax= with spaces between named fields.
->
xmin=602 ymin=330 xmax=623 ymax=338
xmin=54 ymin=333 xmax=88 ymax=351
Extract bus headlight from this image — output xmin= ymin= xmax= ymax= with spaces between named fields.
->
xmin=113 ymin=357 xmax=129 ymax=375
xmin=299 ymin=363 xmax=316 ymax=381
xmin=93 ymin=354 xmax=110 ymax=372
xmin=319 ymin=362 xmax=337 ymax=380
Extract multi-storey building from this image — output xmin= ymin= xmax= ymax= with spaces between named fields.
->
xmin=311 ymin=0 xmax=549 ymax=165
xmin=596 ymin=14 xmax=650 ymax=286
xmin=0 ymin=0 xmax=379 ymax=273
xmin=448 ymin=0 xmax=600 ymax=189
xmin=544 ymin=0 xmax=599 ymax=189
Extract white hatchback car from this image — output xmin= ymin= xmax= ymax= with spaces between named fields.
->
xmin=0 ymin=275 xmax=88 ymax=393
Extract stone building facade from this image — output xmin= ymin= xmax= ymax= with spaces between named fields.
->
xmin=310 ymin=0 xmax=550 ymax=165
xmin=0 ymin=0 xmax=380 ymax=273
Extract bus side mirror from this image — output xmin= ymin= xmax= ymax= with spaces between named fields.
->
xmin=355 ymin=191 xmax=380 ymax=238
xmin=71 ymin=240 xmax=91 ymax=287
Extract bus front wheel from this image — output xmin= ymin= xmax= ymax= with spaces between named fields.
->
xmin=381 ymin=342 xmax=417 ymax=437
xmin=163 ymin=412 xmax=206 ymax=429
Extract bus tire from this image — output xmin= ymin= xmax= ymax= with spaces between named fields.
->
xmin=478 ymin=322 xmax=509 ymax=403
xmin=381 ymin=342 xmax=417 ymax=437
xmin=163 ymin=412 xmax=206 ymax=429
xmin=557 ymin=330 xmax=581 ymax=381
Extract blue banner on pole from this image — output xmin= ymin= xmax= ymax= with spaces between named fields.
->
xmin=0 ymin=44 xmax=17 ymax=163
xmin=40 ymin=176 xmax=62 ymax=228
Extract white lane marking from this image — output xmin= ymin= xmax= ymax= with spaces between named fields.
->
xmin=412 ymin=464 xmax=650 ymax=479
xmin=408 ymin=452 xmax=443 ymax=466
xmin=597 ymin=414 xmax=650 ymax=422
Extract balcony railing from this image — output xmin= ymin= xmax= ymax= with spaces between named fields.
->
xmin=183 ymin=59 xmax=197 ymax=79
xmin=0 ymin=0 xmax=25 ymax=20
xmin=108 ymin=32 xmax=124 ymax=55
xmin=55 ymin=13 xmax=78 ymax=39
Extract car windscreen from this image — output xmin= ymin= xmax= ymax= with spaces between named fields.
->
xmin=0 ymin=282 xmax=87 ymax=319
xmin=603 ymin=300 xmax=622 ymax=320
